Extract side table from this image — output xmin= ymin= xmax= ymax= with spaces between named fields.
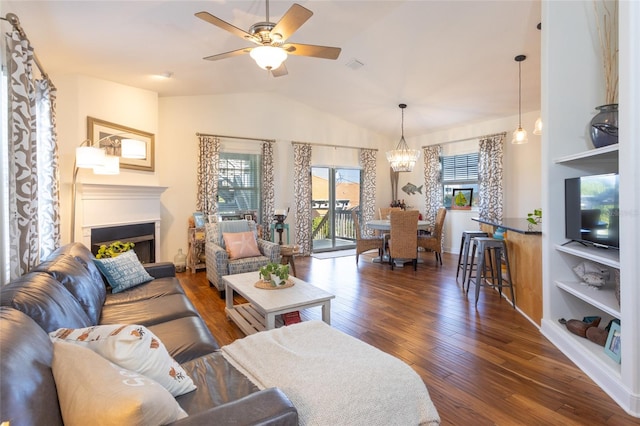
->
xmin=187 ymin=227 xmax=206 ymax=273
xmin=280 ymin=244 xmax=299 ymax=277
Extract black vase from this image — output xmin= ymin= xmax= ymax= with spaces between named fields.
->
xmin=590 ymin=104 xmax=618 ymax=148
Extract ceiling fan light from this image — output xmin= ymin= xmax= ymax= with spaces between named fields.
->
xmin=250 ymin=45 xmax=287 ymax=70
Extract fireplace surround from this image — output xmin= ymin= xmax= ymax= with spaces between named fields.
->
xmin=76 ymin=184 xmax=167 ymax=262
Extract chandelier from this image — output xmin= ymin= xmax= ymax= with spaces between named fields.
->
xmin=386 ymin=103 xmax=420 ymax=172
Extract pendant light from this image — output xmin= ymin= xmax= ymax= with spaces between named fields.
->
xmin=512 ymin=54 xmax=528 ymax=144
xmin=386 ymin=103 xmax=420 ymax=172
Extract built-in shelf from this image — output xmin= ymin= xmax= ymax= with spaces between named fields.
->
xmin=555 ymin=243 xmax=620 ymax=269
xmin=553 ymin=144 xmax=619 ymax=164
xmin=555 ymin=280 xmax=620 ymax=318
xmin=543 ymin=320 xmax=621 ymax=377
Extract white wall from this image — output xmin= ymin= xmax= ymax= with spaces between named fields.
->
xmin=54 ymin=74 xmax=541 ymax=261
xmin=158 ymin=93 xmax=387 ymax=261
xmin=54 ymin=74 xmax=159 ymax=245
xmin=401 ymin=110 xmax=542 ymax=253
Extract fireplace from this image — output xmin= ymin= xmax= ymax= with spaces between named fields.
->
xmin=76 ymin=184 xmax=167 ymax=262
xmin=91 ymin=223 xmax=156 ymax=263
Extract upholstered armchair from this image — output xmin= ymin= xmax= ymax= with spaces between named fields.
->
xmin=205 ymin=220 xmax=280 ymax=295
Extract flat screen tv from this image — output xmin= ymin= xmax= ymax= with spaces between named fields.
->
xmin=565 ymin=173 xmax=619 ymax=249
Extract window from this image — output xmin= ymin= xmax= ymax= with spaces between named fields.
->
xmin=218 ymin=152 xmax=262 ymax=220
xmin=442 ymin=152 xmax=479 ymax=209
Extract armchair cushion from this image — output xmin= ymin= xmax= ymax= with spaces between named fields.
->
xmin=223 ymin=231 xmax=261 ymax=260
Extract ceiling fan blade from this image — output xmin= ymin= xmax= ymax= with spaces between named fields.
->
xmin=283 ymin=43 xmax=341 ymax=60
xmin=203 ymin=47 xmax=252 ymax=61
xmin=195 ymin=11 xmax=259 ymax=44
xmin=271 ymin=63 xmax=288 ymax=77
xmin=271 ymin=4 xmax=313 ymax=43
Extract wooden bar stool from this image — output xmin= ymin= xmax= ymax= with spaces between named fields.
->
xmin=466 ymin=237 xmax=515 ymax=308
xmin=456 ymin=231 xmax=489 ymax=287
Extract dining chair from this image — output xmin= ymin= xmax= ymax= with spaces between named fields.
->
xmin=417 ymin=207 xmax=447 ymax=265
xmin=388 ymin=210 xmax=419 ymax=271
xmin=351 ymin=210 xmax=384 ymax=264
xmin=377 ymin=206 xmax=402 ymax=245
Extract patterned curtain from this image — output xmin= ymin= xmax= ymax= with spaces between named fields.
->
xmin=196 ymin=136 xmax=220 ymax=220
xmin=422 ymin=145 xmax=443 ymax=226
xmin=261 ymin=141 xmax=275 ymax=235
xmin=36 ymin=79 xmax=60 ymax=259
xmin=293 ymin=143 xmax=312 ymax=255
xmin=359 ymin=149 xmax=377 ymax=237
xmin=6 ymin=28 xmax=59 ymax=279
xmin=478 ymin=134 xmax=505 ymax=221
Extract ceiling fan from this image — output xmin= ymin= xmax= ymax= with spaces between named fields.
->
xmin=195 ymin=1 xmax=341 ymax=77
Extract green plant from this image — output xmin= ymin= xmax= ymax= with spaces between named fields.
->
xmin=96 ymin=241 xmax=135 ymax=259
xmin=259 ymin=262 xmax=289 ymax=286
xmin=527 ymin=208 xmax=542 ymax=225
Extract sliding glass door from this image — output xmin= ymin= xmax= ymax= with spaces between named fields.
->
xmin=311 ymin=167 xmax=361 ymax=252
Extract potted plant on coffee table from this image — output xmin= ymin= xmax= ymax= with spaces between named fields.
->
xmin=259 ymin=263 xmax=290 ymax=287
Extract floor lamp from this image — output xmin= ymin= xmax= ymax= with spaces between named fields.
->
xmin=70 ymin=136 xmax=146 ymax=242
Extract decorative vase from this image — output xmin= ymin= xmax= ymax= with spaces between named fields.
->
xmin=589 ymin=104 xmax=618 ymax=148
xmin=174 ymin=249 xmax=187 ymax=273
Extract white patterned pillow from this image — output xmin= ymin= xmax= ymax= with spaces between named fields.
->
xmin=50 ymin=324 xmax=196 ymax=397
xmin=52 ymin=340 xmax=187 ymax=425
xmin=93 ymin=250 xmax=153 ymax=293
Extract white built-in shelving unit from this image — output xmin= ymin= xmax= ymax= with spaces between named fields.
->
xmin=541 ymin=1 xmax=639 ymax=417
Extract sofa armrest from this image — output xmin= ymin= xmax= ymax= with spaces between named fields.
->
xmin=258 ymin=239 xmax=281 ymax=263
xmin=170 ymin=388 xmax=297 ymax=426
xmin=144 ymin=262 xmax=176 ymax=278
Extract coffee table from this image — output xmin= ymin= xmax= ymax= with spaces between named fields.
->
xmin=223 ymin=271 xmax=335 ymax=335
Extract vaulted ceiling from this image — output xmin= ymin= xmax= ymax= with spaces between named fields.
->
xmin=2 ymin=0 xmax=542 ymax=139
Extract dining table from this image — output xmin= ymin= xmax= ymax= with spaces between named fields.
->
xmin=366 ymin=219 xmax=431 ymax=264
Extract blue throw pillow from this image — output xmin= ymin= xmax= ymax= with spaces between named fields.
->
xmin=93 ymin=250 xmax=153 ymax=293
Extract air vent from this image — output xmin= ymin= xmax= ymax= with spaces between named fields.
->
xmin=346 ymin=59 xmax=364 ymax=70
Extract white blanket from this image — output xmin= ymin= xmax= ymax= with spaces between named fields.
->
xmin=221 ymin=321 xmax=440 ymax=426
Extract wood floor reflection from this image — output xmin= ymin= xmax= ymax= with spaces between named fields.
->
xmin=178 ymin=251 xmax=640 ymax=425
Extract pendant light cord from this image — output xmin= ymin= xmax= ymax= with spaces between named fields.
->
xmin=514 ymin=54 xmax=526 ymax=128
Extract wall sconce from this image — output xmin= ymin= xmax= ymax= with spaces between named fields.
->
xmin=70 ymin=136 xmax=143 ymax=241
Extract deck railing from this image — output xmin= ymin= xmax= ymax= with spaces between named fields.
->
xmin=312 ymin=209 xmax=356 ymax=241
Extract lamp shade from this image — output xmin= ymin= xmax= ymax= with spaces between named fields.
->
xmin=93 ymin=155 xmax=120 ymax=175
xmin=121 ymin=138 xmax=146 ymax=159
xmin=250 ymin=46 xmax=287 ymax=70
xmin=533 ymin=117 xmax=542 ymax=135
xmin=76 ymin=146 xmax=105 ymax=168
xmin=512 ymin=127 xmax=528 ymax=144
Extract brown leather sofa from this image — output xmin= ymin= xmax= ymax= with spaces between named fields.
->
xmin=0 ymin=243 xmax=297 ymax=426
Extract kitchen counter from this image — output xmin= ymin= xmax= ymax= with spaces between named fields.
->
xmin=471 ymin=217 xmax=542 ymax=325
xmin=471 ymin=217 xmax=541 ymax=234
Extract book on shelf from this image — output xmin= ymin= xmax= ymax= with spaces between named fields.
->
xmin=282 ymin=311 xmax=301 ymax=325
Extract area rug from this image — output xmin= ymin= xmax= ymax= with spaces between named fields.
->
xmin=311 ymin=249 xmax=355 ymax=259
xmin=221 ymin=321 xmax=441 ymax=426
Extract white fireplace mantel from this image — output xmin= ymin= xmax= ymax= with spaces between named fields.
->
xmin=75 ymin=184 xmax=168 ymax=260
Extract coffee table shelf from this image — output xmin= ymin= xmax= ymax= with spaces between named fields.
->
xmin=223 ymin=271 xmax=335 ymax=335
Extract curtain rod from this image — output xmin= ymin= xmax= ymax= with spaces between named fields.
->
xmin=1 ymin=13 xmax=48 ymax=78
xmin=421 ymin=131 xmax=507 ymax=148
xmin=291 ymin=141 xmax=378 ymax=152
xmin=196 ymin=133 xmax=275 ymax=143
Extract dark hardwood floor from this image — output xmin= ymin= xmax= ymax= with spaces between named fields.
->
xmin=177 ymin=251 xmax=640 ymax=425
